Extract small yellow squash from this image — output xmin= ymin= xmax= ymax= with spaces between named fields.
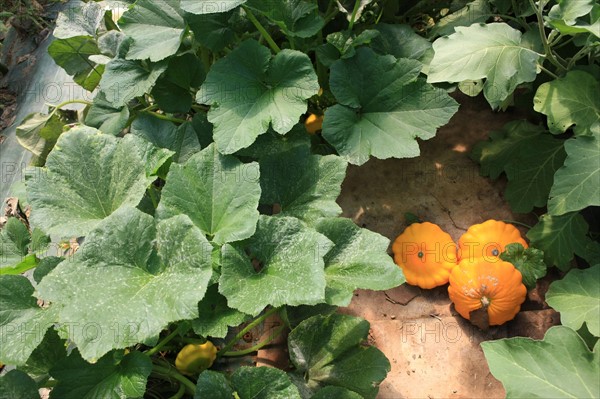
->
xmin=392 ymin=222 xmax=458 ymax=289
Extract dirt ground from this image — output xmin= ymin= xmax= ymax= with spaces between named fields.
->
xmin=335 ymin=93 xmax=560 ymax=398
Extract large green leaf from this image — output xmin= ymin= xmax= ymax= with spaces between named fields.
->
xmin=26 ymin=128 xmax=172 ymax=238
xmin=232 ymin=367 xmax=302 ymax=399
xmin=36 ymin=208 xmax=213 ymax=361
xmin=323 ymin=47 xmax=458 ymax=165
xmin=195 ymin=368 xmax=302 ymax=399
xmin=131 ymin=114 xmax=203 ymax=163
xmin=315 ymin=218 xmax=405 ymax=306
xmin=0 ymin=219 xmax=48 ymax=276
xmin=534 ymin=71 xmax=600 ymax=136
xmin=17 ymin=329 xmax=67 ymax=384
xmin=548 ymin=133 xmax=600 ymax=215
xmin=195 ymin=371 xmax=234 ymax=399
xmin=0 ymin=218 xmax=29 ymax=269
xmin=220 ymin=215 xmax=332 ymax=315
xmin=197 ymin=40 xmax=319 ymax=154
xmin=0 ymin=275 xmax=57 ymax=366
xmin=371 ymin=24 xmax=431 ymax=61
xmin=546 ymin=265 xmax=600 ymax=337
xmin=482 ymin=326 xmax=599 ymax=398
xmin=119 ymin=0 xmax=185 ymax=62
xmin=527 ymin=212 xmax=593 ymax=270
xmin=429 ymin=0 xmax=492 ymax=37
xmin=53 ymin=1 xmax=105 ymax=39
xmin=504 ymin=134 xmax=567 ymax=213
xmin=259 ymin=147 xmax=346 ymax=224
xmin=151 ymin=53 xmax=206 ymax=113
xmin=85 ymin=92 xmax=130 ymax=136
xmin=49 ymin=350 xmax=153 ymax=399
xmin=192 ymin=285 xmax=250 ymax=338
xmin=548 ymin=0 xmax=595 ymax=25
xmin=181 ymin=0 xmax=246 ymax=14
xmin=245 ymin=0 xmax=324 ymax=38
xmin=471 ymin=120 xmax=567 ymax=213
xmin=548 ymin=134 xmax=600 ymax=215
xmin=16 ymin=111 xmax=68 ymax=164
xmin=188 ymin=12 xmax=237 ymax=53
xmin=48 ymin=36 xmax=104 ymax=91
xmin=312 ymin=386 xmax=363 ymax=399
xmin=288 ymin=314 xmax=390 ymax=399
xmin=471 ymin=120 xmax=547 ymax=179
xmin=157 ymin=144 xmax=261 ymax=244
xmin=0 ymin=370 xmax=39 ymax=399
xmin=499 ymin=243 xmax=547 ymax=289
xmin=428 ymin=23 xmax=541 ymax=109
xmin=236 ymin=124 xmax=310 ymax=159
xmin=99 ymin=58 xmax=167 ymax=107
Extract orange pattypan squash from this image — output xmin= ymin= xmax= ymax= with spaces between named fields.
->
xmin=305 ymin=114 xmax=323 ymax=134
xmin=458 ymin=220 xmax=527 ymax=262
xmin=448 ymin=259 xmax=526 ymax=326
xmin=392 ymin=222 xmax=458 ymax=289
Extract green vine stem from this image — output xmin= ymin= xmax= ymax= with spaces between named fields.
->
xmin=217 ymin=307 xmax=281 ymax=358
xmin=146 ymin=324 xmax=185 ymax=357
xmin=145 ymin=111 xmax=188 ymax=124
xmin=45 ymin=99 xmax=92 ymax=118
xmin=243 ymin=6 xmax=281 ymax=53
xmin=348 ymin=0 xmax=361 ymax=30
xmin=168 ymin=384 xmax=186 ymax=399
xmin=222 ymin=324 xmax=287 ymax=357
xmin=147 ymin=187 xmax=160 ymax=210
xmin=567 ymin=46 xmax=592 ymax=69
xmin=528 ymin=0 xmax=567 ymax=73
xmin=152 ymin=365 xmax=196 ymax=395
xmin=538 ymin=63 xmax=559 ymax=79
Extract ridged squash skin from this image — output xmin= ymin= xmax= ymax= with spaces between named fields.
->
xmin=448 ymin=259 xmax=526 ymax=325
xmin=392 ymin=222 xmax=458 ymax=289
xmin=458 ymin=220 xmax=528 ymax=262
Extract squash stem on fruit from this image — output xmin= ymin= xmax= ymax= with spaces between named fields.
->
xmin=146 ymin=324 xmax=185 ymax=357
xmin=242 ymin=6 xmax=281 ymax=54
xmin=217 ymin=307 xmax=281 ymax=358
xmin=152 ymin=365 xmax=196 ymax=395
xmin=348 ymin=0 xmax=361 ymax=30
xmin=222 ymin=324 xmax=287 ymax=357
xmin=168 ymin=383 xmax=186 ymax=399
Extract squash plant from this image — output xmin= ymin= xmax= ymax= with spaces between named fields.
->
xmin=422 ymin=0 xmax=599 ymax=397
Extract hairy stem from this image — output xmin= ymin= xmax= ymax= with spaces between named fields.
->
xmin=222 ymin=324 xmax=287 ymax=357
xmin=146 ymin=324 xmax=184 ymax=357
xmin=529 ymin=0 xmax=567 ymax=72
xmin=152 ymin=365 xmax=196 ymax=395
xmin=46 ymin=99 xmax=92 ymax=118
xmin=243 ymin=6 xmax=281 ymax=53
xmin=145 ymin=111 xmax=188 ymax=124
xmin=217 ymin=307 xmax=280 ymax=358
xmin=348 ymin=0 xmax=361 ymax=30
